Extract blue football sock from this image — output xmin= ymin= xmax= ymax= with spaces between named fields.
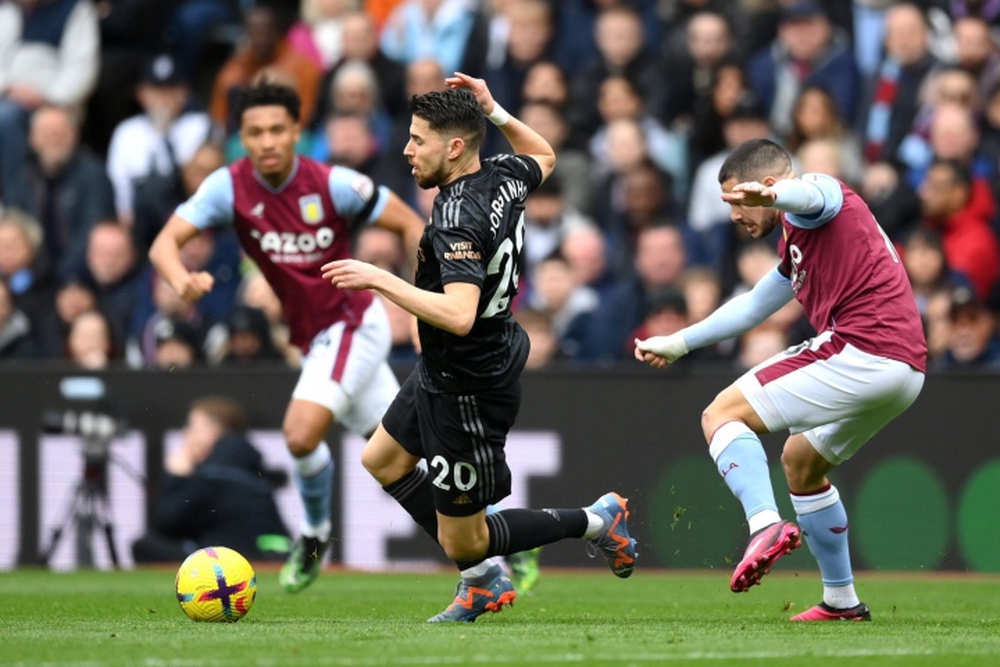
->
xmin=710 ymin=422 xmax=779 ymax=531
xmin=791 ymin=485 xmax=854 ymax=588
xmin=294 ymin=445 xmax=334 ymax=533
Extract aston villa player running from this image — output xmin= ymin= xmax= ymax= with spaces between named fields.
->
xmin=150 ymin=81 xmax=425 ymax=592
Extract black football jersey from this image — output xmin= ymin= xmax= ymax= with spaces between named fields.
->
xmin=415 ymin=154 xmax=543 ymax=394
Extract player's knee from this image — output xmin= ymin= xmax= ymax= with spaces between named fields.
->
xmin=780 ymin=449 xmax=820 ymax=492
xmin=701 ymin=404 xmax=725 ymax=445
xmin=283 ymin=422 xmax=320 ymax=458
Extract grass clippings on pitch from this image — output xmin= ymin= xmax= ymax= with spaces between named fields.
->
xmin=0 ymin=569 xmax=998 ymax=666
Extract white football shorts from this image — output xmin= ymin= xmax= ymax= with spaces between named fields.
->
xmin=735 ymin=330 xmax=925 ymax=464
xmin=291 ymin=296 xmax=399 ymax=435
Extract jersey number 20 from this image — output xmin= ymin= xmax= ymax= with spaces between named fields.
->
xmin=481 ymin=212 xmax=526 ymax=318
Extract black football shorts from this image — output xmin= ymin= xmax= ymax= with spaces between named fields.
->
xmin=382 ymin=369 xmax=517 ymax=517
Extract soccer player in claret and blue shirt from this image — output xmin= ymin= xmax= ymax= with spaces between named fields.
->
xmin=636 ymin=138 xmax=928 ymax=621
xmin=149 ymin=81 xmax=425 ymax=592
xmin=322 ymin=73 xmax=637 ymax=622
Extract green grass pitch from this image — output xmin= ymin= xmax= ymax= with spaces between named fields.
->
xmin=1 ymin=568 xmax=998 ymax=666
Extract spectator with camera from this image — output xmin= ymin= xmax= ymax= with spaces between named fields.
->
xmin=132 ymin=396 xmax=290 ymax=564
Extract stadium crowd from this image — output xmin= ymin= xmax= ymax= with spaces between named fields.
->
xmin=1 ymin=0 xmax=1000 ymax=372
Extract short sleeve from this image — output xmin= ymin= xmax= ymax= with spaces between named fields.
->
xmin=174 ymin=167 xmax=234 ymax=229
xmin=328 ymin=165 xmax=389 ymax=224
xmin=485 ymin=154 xmax=543 ymax=193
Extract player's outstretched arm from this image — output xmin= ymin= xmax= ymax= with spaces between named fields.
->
xmin=149 ymin=215 xmax=215 ymax=303
xmin=445 ymin=71 xmax=556 ymax=182
xmin=634 ymin=266 xmax=794 ymax=369
xmin=322 ymin=259 xmax=480 ymax=336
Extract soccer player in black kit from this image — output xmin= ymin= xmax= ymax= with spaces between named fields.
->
xmin=322 ymin=72 xmax=637 ymax=622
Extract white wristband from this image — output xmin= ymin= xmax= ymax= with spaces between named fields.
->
xmin=486 ymin=103 xmax=510 ymax=126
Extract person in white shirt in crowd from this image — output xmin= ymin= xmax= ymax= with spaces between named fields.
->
xmin=105 ymin=52 xmax=216 ymax=228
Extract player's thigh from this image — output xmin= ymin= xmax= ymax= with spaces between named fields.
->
xmin=800 ymin=366 xmax=924 ymax=465
xmin=418 ymin=383 xmax=519 ymax=519
xmin=291 ymin=299 xmax=392 ymax=426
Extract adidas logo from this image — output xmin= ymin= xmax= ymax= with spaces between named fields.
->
xmin=453 ymin=493 xmax=473 ymax=505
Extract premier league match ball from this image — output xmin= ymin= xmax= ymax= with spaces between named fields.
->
xmin=175 ymin=547 xmax=257 ymax=622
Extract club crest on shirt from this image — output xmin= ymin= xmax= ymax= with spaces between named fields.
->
xmin=299 ymin=194 xmax=324 ymax=225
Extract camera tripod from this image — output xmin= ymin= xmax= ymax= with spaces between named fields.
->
xmin=40 ymin=439 xmax=141 ymax=569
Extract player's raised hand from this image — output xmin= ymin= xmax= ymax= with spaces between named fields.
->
xmin=721 ymin=181 xmax=777 ymax=208
xmin=174 ymin=271 xmax=214 ymax=303
xmin=445 ymin=72 xmax=498 ymax=115
xmin=322 ymin=258 xmax=385 ymax=291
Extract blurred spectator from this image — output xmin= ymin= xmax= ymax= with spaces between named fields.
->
xmin=166 ymin=0 xmax=240 ymax=81
xmin=132 ymin=395 xmax=290 ymax=563
xmin=687 ymin=93 xmax=772 ymax=280
xmin=0 ymin=278 xmax=41 ymax=360
xmin=550 ymin=0 xmax=662 ymax=78
xmin=661 ymin=10 xmax=734 ymax=126
xmin=65 ymin=308 xmax=117 ymax=368
xmin=314 ymin=10 xmax=407 ymax=126
xmin=735 ymin=324 xmax=789 ymax=371
xmin=589 ymin=224 xmax=687 ymax=361
xmin=41 ymin=276 xmax=95 ymax=356
xmin=133 ymin=142 xmax=225 ymax=256
xmin=524 ymin=253 xmax=598 ymax=362
xmin=288 ymin=0 xmax=354 ymax=70
xmin=107 ymin=53 xmax=215 ymax=228
xmin=688 ymin=59 xmax=749 ymax=171
xmin=933 ymin=285 xmax=1000 ymax=370
xmin=219 ymin=305 xmax=284 ymax=366
xmin=521 ymin=58 xmax=569 ymax=108
xmin=588 ymin=75 xmax=687 ymax=202
xmin=237 ymin=270 xmax=297 ymax=367
xmin=903 ymin=227 xmax=972 ymax=316
xmin=795 ymin=138 xmax=862 ymax=189
xmin=210 ymin=4 xmax=323 ymax=133
xmin=6 ymin=105 xmax=114 ymax=279
xmin=387 ymin=57 xmax=447 ymax=206
xmin=379 ymin=0 xmax=479 ymax=75
xmin=980 ymin=80 xmax=1000 ymax=165
xmin=0 ymin=0 xmax=100 ymax=201
xmin=0 ymin=209 xmax=56 ymax=341
xmin=83 ymin=0 xmax=175 ymax=154
xmin=786 ymin=85 xmax=864 ymax=182
xmin=319 ymin=59 xmax=393 ymax=148
xmin=567 ymin=6 xmax=667 ymax=148
xmin=923 ymin=102 xmax=995 ymax=187
xmin=515 ymin=307 xmax=563 ymax=369
xmin=861 ymin=160 xmax=922 ymax=242
xmin=154 ymin=316 xmax=201 ymax=369
xmin=483 ymin=0 xmax=555 ymax=116
xmin=315 ymin=112 xmax=406 ymax=193
xmin=354 ymin=225 xmax=405 ymax=273
xmin=521 ymin=178 xmax=593 ymax=289
xmin=127 ymin=272 xmax=218 ymax=369
xmin=917 ymin=158 xmax=1000 ymax=301
xmin=83 ymin=220 xmax=140 ymax=342
xmin=678 ymin=266 xmax=722 ymax=326
xmin=861 ymin=3 xmax=937 ymax=165
xmin=560 ymin=224 xmax=615 ymax=301
xmin=518 ymin=99 xmax=591 ymax=214
xmin=628 ymin=287 xmax=688 ymax=360
xmin=747 ymin=1 xmax=859 ymax=139
xmin=952 ymin=15 xmax=1000 ymax=100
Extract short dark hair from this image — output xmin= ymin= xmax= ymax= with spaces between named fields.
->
xmin=233 ymin=79 xmax=301 ymax=127
xmin=190 ymin=396 xmax=248 ymax=434
xmin=409 ymin=88 xmax=486 ymax=151
xmin=718 ymin=138 xmax=792 ymax=184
